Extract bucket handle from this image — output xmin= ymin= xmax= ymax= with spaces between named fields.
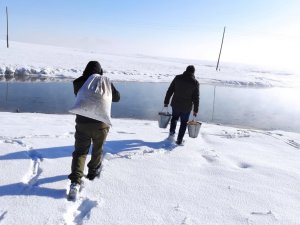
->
xmin=161 ymin=106 xmax=170 ymax=113
xmin=188 ymin=116 xmax=199 ymax=125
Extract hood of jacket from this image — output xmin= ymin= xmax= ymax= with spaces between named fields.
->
xmin=183 ymin=70 xmax=195 ymax=77
xmin=73 ymin=61 xmax=103 ymax=95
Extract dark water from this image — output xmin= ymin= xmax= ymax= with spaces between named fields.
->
xmin=0 ymin=82 xmax=299 ymax=132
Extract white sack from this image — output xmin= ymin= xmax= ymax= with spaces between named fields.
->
xmin=69 ymin=74 xmax=113 ymax=126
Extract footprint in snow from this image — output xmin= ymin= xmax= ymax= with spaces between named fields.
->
xmin=173 ymin=205 xmax=190 ymax=225
xmin=221 ymin=130 xmax=250 ymax=139
xmin=238 ymin=162 xmax=252 ymax=169
xmin=0 ymin=211 xmax=8 ymax=222
xmin=202 ymin=149 xmax=219 ymax=163
xmin=181 ymin=216 xmax=190 ymax=225
xmin=64 ymin=198 xmax=98 ymax=225
xmin=73 ymin=199 xmax=98 ymax=225
xmin=287 ymin=140 xmax=300 ymax=149
xmin=23 ymin=150 xmax=43 ymax=187
xmin=247 ymin=210 xmax=278 ymax=224
xmin=116 ymin=131 xmax=136 ymax=135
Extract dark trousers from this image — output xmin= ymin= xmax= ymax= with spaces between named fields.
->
xmin=169 ymin=108 xmax=190 ymax=142
xmin=68 ymin=123 xmax=109 ymax=184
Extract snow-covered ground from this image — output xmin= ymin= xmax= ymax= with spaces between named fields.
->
xmin=0 ymin=112 xmax=300 ymax=225
xmin=1 ymin=40 xmax=299 ymax=87
xmin=1 ymin=39 xmax=300 ymax=224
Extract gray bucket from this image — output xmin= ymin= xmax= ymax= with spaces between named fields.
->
xmin=158 ymin=111 xmax=172 ymax=128
xmin=187 ymin=121 xmax=202 ymax=138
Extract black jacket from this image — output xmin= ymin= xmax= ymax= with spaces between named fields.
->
xmin=73 ymin=74 xmax=120 ymax=124
xmin=164 ymin=71 xmax=199 ymax=113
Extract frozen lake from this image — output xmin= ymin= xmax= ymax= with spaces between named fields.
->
xmin=0 ymin=82 xmax=299 ymax=132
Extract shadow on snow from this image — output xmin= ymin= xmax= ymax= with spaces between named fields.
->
xmin=0 ymin=175 xmax=68 ymax=199
xmin=0 ymin=139 xmax=175 ymax=161
xmin=0 ymin=138 xmax=175 ymax=199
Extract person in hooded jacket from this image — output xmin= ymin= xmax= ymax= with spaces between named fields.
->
xmin=164 ymin=65 xmax=199 ymax=145
xmin=68 ymin=61 xmax=120 ymax=189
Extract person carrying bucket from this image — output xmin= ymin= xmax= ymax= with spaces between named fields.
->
xmin=163 ymin=65 xmax=199 ymax=145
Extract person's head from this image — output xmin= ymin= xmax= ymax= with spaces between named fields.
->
xmin=185 ymin=65 xmax=195 ymax=75
xmin=82 ymin=61 xmax=103 ymax=77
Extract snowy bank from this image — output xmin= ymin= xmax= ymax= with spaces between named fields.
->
xmin=0 ymin=112 xmax=300 ymax=225
xmin=1 ymin=40 xmax=299 ymax=87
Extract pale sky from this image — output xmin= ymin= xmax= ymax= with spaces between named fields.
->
xmin=1 ymin=0 xmax=300 ymax=71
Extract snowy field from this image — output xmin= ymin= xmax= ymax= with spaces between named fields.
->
xmin=1 ymin=40 xmax=300 ymax=224
xmin=0 ymin=112 xmax=300 ymax=225
xmin=0 ymin=40 xmax=299 ymax=87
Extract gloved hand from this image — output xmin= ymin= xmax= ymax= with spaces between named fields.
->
xmin=164 ymin=104 xmax=168 ymax=107
xmin=193 ymin=111 xmax=197 ymax=117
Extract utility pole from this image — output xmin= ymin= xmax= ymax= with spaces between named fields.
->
xmin=6 ymin=6 xmax=9 ymax=48
xmin=216 ymin=26 xmax=226 ymax=71
xmin=212 ymin=27 xmax=226 ymax=121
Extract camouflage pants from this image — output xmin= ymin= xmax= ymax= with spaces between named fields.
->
xmin=68 ymin=123 xmax=109 ymax=184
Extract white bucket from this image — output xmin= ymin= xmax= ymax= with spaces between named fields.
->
xmin=158 ymin=109 xmax=171 ymax=128
xmin=187 ymin=120 xmax=202 ymax=138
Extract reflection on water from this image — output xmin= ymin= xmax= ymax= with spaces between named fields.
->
xmin=0 ymin=82 xmax=299 ymax=133
xmin=212 ymin=87 xmax=300 ymax=132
